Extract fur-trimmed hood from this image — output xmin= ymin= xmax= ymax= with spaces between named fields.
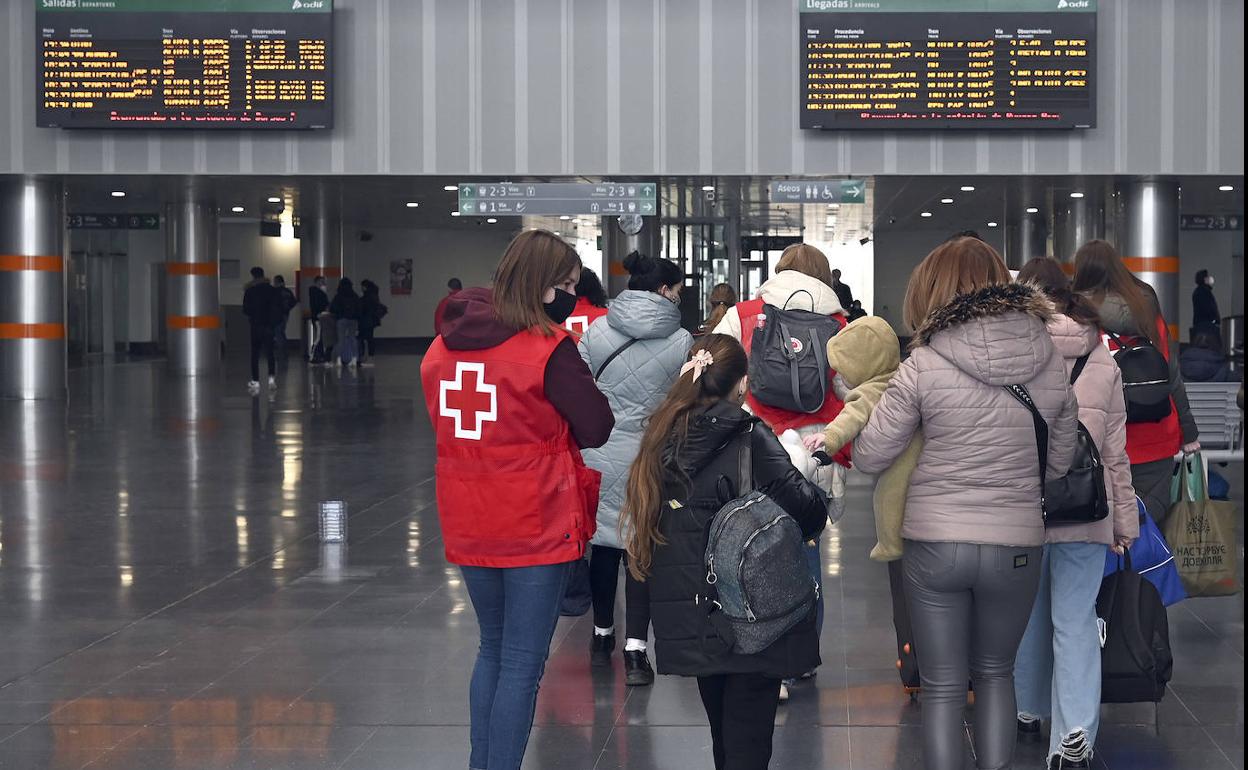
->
xmin=912 ymin=283 xmax=1058 ymax=387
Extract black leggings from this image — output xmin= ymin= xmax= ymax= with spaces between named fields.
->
xmin=249 ymin=324 xmax=275 ymax=381
xmin=696 ymin=672 xmax=782 ymax=770
xmin=588 ymin=545 xmax=651 ymax=640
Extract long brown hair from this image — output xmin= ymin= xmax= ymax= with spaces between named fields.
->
xmin=624 ymin=334 xmax=749 ymax=580
xmin=775 ymin=243 xmax=834 ymax=287
xmin=903 ymin=237 xmax=1012 ymax=330
xmin=1071 ymin=239 xmax=1158 ymax=344
xmin=493 ymin=229 xmax=581 ymax=335
xmin=1017 ymin=257 xmax=1100 ymax=326
xmin=701 ymin=282 xmax=737 ymax=332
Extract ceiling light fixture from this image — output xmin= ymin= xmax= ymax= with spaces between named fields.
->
xmin=701 ymin=185 xmax=715 ymax=192
xmin=940 ymin=198 xmax=954 ymax=204
xmin=1069 ymin=191 xmax=1085 ymax=199
xmin=827 ymin=203 xmax=840 ymax=210
xmin=110 ymin=191 xmax=125 ymax=198
xmin=267 ymin=196 xmax=281 ymax=203
xmin=960 ymin=185 xmax=975 ymax=192
xmin=920 ymin=211 xmax=933 ymax=218
xmin=231 ymin=206 xmax=244 ymax=213
xmin=987 ymin=221 xmax=998 ymax=228
xmin=405 ymin=201 xmax=419 ymax=208
xmin=486 ymin=217 xmax=498 ymax=224
xmin=1219 ymin=184 xmax=1234 ymax=192
xmin=559 ymin=215 xmax=571 ymax=220
xmin=450 ymin=211 xmax=461 ymax=217
xmin=1025 ymin=206 xmax=1039 ymax=214
xmin=443 ymin=185 xmax=459 ymax=191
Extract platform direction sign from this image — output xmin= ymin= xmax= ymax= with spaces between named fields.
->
xmin=67 ymin=213 xmax=160 ymax=230
xmin=458 ymin=183 xmax=658 ymax=216
xmin=768 ymin=179 xmax=866 ymax=204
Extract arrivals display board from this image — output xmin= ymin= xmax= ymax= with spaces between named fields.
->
xmin=36 ymin=0 xmax=332 ymax=129
xmin=800 ymin=0 xmax=1096 ymax=130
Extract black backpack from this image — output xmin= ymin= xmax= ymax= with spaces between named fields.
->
xmin=1098 ymin=550 xmax=1174 ymax=704
xmin=1105 ymin=330 xmax=1172 ymax=423
xmin=747 ymin=291 xmax=842 ymax=413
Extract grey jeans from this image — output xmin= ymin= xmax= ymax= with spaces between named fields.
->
xmin=903 ymin=540 xmax=1043 ymax=770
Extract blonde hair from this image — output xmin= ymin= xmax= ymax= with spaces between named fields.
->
xmin=903 ymin=237 xmax=1012 ymax=330
xmin=775 ymin=243 xmax=833 ymax=288
xmin=493 ymin=230 xmax=581 ymax=335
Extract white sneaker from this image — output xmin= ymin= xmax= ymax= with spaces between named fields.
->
xmin=247 ymin=380 xmax=260 ymax=393
xmin=268 ymin=376 xmax=277 ymax=389
xmin=778 ymin=682 xmax=790 ymax=702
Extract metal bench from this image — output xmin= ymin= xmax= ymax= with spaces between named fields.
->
xmin=1182 ymin=382 xmax=1243 ymax=463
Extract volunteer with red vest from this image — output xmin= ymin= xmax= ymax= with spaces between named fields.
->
xmin=711 ymin=242 xmax=848 ymax=699
xmin=565 ymin=266 xmax=610 ymax=338
xmin=1072 ymin=239 xmax=1200 ymax=524
xmin=420 ymin=229 xmax=613 ymax=770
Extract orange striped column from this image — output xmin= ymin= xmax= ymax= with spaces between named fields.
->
xmin=0 ymin=178 xmax=65 ymax=400
xmin=166 ymin=198 xmax=220 ymax=375
xmin=1122 ymin=179 xmax=1182 ymax=341
xmin=299 ymin=213 xmax=343 ymax=357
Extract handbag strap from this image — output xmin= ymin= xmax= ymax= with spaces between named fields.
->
xmin=595 ymin=338 xmax=640 ymax=380
xmin=1004 ymin=384 xmax=1049 ymax=490
xmin=736 ymin=423 xmax=755 ymax=497
xmin=1069 ymin=353 xmax=1091 ymax=385
xmin=782 ymin=289 xmax=816 ymax=312
xmin=777 ymin=321 xmax=829 ymax=414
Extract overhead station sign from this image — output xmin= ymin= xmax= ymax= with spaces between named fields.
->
xmin=769 ymin=179 xmax=866 ymax=204
xmin=458 ymin=183 xmax=658 ymax=216
xmin=800 ymin=0 xmax=1097 ymax=130
xmin=67 ymin=212 xmax=159 ymax=229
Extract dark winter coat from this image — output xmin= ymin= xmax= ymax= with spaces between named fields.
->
xmin=1192 ymin=284 xmax=1220 ymax=329
xmin=329 ymin=287 xmax=362 ymax=321
xmin=648 ymin=400 xmax=827 ymax=679
xmin=276 ymin=286 xmax=298 ymax=319
xmin=361 ymin=289 xmax=387 ymax=332
xmin=309 ymin=285 xmax=330 ymax=318
xmin=242 ymin=278 xmax=282 ymax=329
xmin=1180 ymin=345 xmax=1236 ymax=383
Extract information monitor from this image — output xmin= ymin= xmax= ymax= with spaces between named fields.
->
xmin=36 ymin=0 xmax=332 ymax=129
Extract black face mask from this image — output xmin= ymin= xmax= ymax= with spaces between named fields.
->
xmin=543 ymin=289 xmax=577 ymax=324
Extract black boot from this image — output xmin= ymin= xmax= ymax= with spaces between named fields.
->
xmin=623 ymin=650 xmax=654 ymax=686
xmin=590 ymin=633 xmax=615 ymax=667
xmin=1017 ymin=716 xmax=1043 ymax=742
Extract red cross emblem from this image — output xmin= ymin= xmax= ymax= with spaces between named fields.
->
xmin=439 ymin=362 xmax=498 ymax=440
xmin=565 ymin=316 xmax=590 ymax=336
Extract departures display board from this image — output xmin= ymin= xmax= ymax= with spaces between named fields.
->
xmin=800 ymin=0 xmax=1096 ymax=130
xmin=36 ymin=0 xmax=332 ymax=129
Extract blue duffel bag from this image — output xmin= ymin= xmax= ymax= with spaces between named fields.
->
xmin=1104 ymin=497 xmax=1186 ymax=607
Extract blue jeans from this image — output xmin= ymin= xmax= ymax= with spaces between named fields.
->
xmin=460 ymin=562 xmax=570 ymax=770
xmin=1014 ymin=542 xmax=1108 ymax=761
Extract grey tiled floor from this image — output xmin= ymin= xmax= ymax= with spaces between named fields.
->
xmin=0 ymin=355 xmax=1241 ymax=770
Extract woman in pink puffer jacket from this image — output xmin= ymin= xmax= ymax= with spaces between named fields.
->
xmin=1012 ymin=257 xmax=1139 ymax=770
xmin=854 ymin=238 xmax=1078 ymax=770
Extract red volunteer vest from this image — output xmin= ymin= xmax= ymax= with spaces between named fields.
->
xmin=735 ymin=299 xmax=852 ymax=466
xmin=1106 ymin=314 xmax=1182 ymax=465
xmin=564 ymin=298 xmax=610 ymax=339
xmin=420 ymin=329 xmax=601 ymax=568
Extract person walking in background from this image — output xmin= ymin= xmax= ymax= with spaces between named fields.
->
xmin=420 ymin=229 xmax=613 ymax=770
xmin=1191 ymin=269 xmax=1221 ymax=338
xmin=1013 ymin=257 xmax=1138 ymax=770
xmin=831 ymin=268 xmax=854 ymax=310
xmin=272 ymin=274 xmax=298 ymax=352
xmin=623 ymin=334 xmax=828 ymax=770
xmin=1181 ymin=328 xmax=1236 ymax=382
xmin=712 ymin=243 xmax=849 ymax=700
xmin=578 ymin=251 xmax=692 ymax=686
xmin=359 ymin=279 xmax=388 ymax=367
xmin=434 ymin=277 xmax=463 ymax=337
xmin=566 ymin=267 xmax=609 ymax=338
xmin=853 ymin=238 xmax=1079 ymax=770
xmin=329 ymin=277 xmax=363 ymax=368
xmin=243 ymin=266 xmax=282 ymax=394
xmin=1073 ymin=240 xmax=1199 ymax=524
xmin=699 ymin=282 xmax=737 ymax=335
xmin=308 ymin=275 xmax=330 ymax=364
xmin=847 ymin=299 xmax=868 ymax=323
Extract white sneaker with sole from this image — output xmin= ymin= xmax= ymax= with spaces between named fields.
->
xmin=247 ymin=380 xmax=260 ymax=394
xmin=778 ymin=682 xmax=790 ymax=702
xmin=268 ymin=376 xmax=277 ymax=389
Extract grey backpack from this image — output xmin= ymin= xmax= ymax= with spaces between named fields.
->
xmin=704 ymin=425 xmax=818 ymax=655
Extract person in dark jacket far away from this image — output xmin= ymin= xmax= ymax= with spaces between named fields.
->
xmin=272 ymin=275 xmax=298 ymax=350
xmin=308 ymin=275 xmax=331 ymax=363
xmin=831 ymin=268 xmax=854 ymax=309
xmin=329 ymin=278 xmax=363 ymax=368
xmin=242 ymin=266 xmax=282 ymax=393
xmin=434 ymin=277 xmax=463 ymax=337
xmin=1181 ymin=328 xmax=1236 ymax=382
xmin=358 ymin=279 xmax=387 ymax=366
xmin=1192 ymin=268 xmax=1221 ymax=337
xmin=847 ymin=299 xmax=868 ymax=322
xmin=623 ymin=334 xmax=827 ymax=770
xmin=420 ymin=230 xmax=613 ymax=770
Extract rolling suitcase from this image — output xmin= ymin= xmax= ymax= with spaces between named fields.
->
xmin=888 ymin=560 xmax=921 ymax=696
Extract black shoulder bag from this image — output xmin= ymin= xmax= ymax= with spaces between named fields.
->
xmin=1005 ymin=359 xmax=1110 ymax=527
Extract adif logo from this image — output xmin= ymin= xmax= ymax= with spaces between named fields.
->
xmin=1058 ymin=0 xmax=1090 ymax=7
xmin=1057 ymin=0 xmax=1067 ymax=7
xmin=293 ymin=0 xmax=326 ymax=7
xmin=292 ymin=0 xmax=301 ymax=7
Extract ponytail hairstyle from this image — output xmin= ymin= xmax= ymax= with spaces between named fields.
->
xmin=624 ymin=334 xmax=748 ymax=580
xmin=702 ymin=282 xmax=738 ymax=332
xmin=575 ymin=267 xmax=609 ymax=308
xmin=1071 ymin=239 xmax=1159 ymax=344
xmin=1016 ymin=257 xmax=1100 ymax=327
xmin=624 ymin=250 xmax=685 ymax=293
